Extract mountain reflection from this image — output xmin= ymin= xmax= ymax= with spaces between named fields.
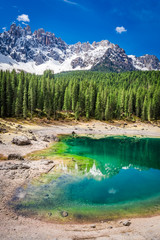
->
xmin=62 ymin=136 xmax=160 ymax=178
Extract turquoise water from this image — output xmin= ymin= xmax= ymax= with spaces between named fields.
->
xmin=12 ymin=136 xmax=160 ymax=221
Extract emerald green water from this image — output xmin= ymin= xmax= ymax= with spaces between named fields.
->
xmin=12 ymin=136 xmax=160 ymax=222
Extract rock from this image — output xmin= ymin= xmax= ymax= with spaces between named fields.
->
xmin=61 ymin=211 xmax=68 ymax=217
xmin=20 ymin=164 xmax=30 ymax=169
xmin=91 ymin=225 xmax=96 ymax=228
xmin=43 ymin=160 xmax=54 ymax=165
xmin=109 ymin=120 xmax=114 ymax=123
xmin=0 ymin=128 xmax=7 ymax=133
xmin=43 ymin=135 xmax=50 ymax=142
xmin=9 ymin=165 xmax=19 ymax=170
xmin=51 ymin=135 xmax=59 ymax=142
xmin=16 ymin=124 xmax=23 ymax=129
xmin=8 ymin=154 xmax=24 ymax=160
xmin=30 ymin=135 xmax=37 ymax=141
xmin=123 ymin=220 xmax=131 ymax=226
xmin=12 ymin=136 xmax=31 ymax=145
xmin=133 ymin=124 xmax=137 ymax=127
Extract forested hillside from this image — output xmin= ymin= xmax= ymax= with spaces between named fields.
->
xmin=0 ymin=70 xmax=160 ymax=121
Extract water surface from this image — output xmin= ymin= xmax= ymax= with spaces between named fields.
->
xmin=12 ymin=136 xmax=160 ymax=222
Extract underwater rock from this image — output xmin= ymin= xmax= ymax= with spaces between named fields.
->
xmin=61 ymin=211 xmax=68 ymax=217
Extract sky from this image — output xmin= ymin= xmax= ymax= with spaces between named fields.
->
xmin=0 ymin=0 xmax=160 ymax=58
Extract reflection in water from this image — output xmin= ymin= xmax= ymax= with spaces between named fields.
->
xmin=64 ymin=136 xmax=160 ymax=177
xmin=11 ymin=136 xmax=160 ymax=221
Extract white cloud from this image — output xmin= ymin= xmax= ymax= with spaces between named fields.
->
xmin=116 ymin=26 xmax=127 ymax=34
xmin=17 ymin=14 xmax=30 ymax=22
xmin=2 ymin=27 xmax=6 ymax=32
xmin=64 ymin=0 xmax=78 ymax=5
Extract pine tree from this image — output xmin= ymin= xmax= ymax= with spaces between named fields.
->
xmin=105 ymin=97 xmax=111 ymax=120
xmin=23 ymin=84 xmax=27 ymax=119
xmin=95 ymin=92 xmax=102 ymax=120
xmin=75 ymin=102 xmax=80 ymax=120
xmin=0 ymin=72 xmax=6 ymax=117
xmin=142 ymin=96 xmax=148 ymax=121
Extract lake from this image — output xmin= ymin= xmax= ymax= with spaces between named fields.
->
xmin=12 ymin=136 xmax=160 ymax=222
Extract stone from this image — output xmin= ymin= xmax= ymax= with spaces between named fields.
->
xmin=20 ymin=164 xmax=30 ymax=169
xmin=9 ymin=165 xmax=19 ymax=170
xmin=12 ymin=136 xmax=31 ymax=146
xmin=123 ymin=220 xmax=131 ymax=226
xmin=43 ymin=135 xmax=50 ymax=142
xmin=61 ymin=211 xmax=68 ymax=217
xmin=90 ymin=225 xmax=96 ymax=228
xmin=31 ymin=135 xmax=37 ymax=141
xmin=0 ymin=128 xmax=7 ymax=133
xmin=51 ymin=135 xmax=59 ymax=142
xmin=16 ymin=125 xmax=23 ymax=129
xmin=8 ymin=154 xmax=24 ymax=160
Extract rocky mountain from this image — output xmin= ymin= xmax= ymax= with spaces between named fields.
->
xmin=0 ymin=23 xmax=160 ymax=74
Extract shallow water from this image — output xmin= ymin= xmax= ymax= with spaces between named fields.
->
xmin=12 ymin=136 xmax=160 ymax=221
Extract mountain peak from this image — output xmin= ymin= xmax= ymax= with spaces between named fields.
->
xmin=0 ymin=24 xmax=159 ymax=74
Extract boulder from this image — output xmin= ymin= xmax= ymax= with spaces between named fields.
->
xmin=8 ymin=154 xmax=24 ymax=160
xmin=12 ymin=136 xmax=31 ymax=146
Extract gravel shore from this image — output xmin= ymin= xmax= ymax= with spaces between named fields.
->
xmin=0 ymin=118 xmax=160 ymax=240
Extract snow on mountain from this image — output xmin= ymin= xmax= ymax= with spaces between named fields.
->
xmin=128 ymin=54 xmax=160 ymax=71
xmin=0 ymin=23 xmax=160 ymax=74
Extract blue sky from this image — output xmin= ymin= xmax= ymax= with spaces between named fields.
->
xmin=0 ymin=0 xmax=160 ymax=58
